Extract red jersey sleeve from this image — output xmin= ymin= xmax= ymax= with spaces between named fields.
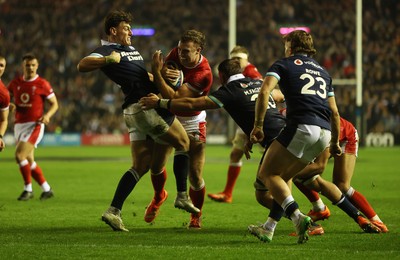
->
xmin=0 ymin=81 xmax=10 ymax=110
xmin=243 ymin=63 xmax=263 ymax=80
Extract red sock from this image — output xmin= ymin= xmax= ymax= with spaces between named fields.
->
xmin=31 ymin=162 xmax=46 ymax=185
xmin=189 ymin=186 xmax=205 ymax=214
xmin=223 ymin=165 xmax=241 ymax=197
xmin=348 ymin=190 xmax=376 ymax=219
xmin=19 ymin=161 xmax=32 ymax=185
xmin=151 ymin=168 xmax=167 ymax=201
xmin=294 ymin=181 xmax=320 ymax=202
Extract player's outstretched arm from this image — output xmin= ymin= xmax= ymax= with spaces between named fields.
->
xmin=77 ymin=51 xmax=121 ymax=72
xmin=139 ymin=93 xmax=218 ymax=112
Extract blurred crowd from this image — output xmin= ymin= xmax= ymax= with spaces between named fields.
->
xmin=0 ymin=0 xmax=398 ymax=142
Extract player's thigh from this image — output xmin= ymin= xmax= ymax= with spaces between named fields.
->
xmin=130 ymin=140 xmax=153 ymax=175
xmin=259 ymin=140 xmax=306 ymax=182
xmin=15 ymin=141 xmax=35 ymax=161
xmin=158 ymin=118 xmax=189 ymax=151
xmin=296 ymin=148 xmax=330 ymax=180
xmin=151 ymin=143 xmax=173 ymax=173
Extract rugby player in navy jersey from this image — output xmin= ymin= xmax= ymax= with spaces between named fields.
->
xmin=140 ymin=57 xmax=286 ymax=225
xmin=140 ymin=58 xmax=285 ymax=161
xmin=208 ymin=46 xmax=266 ymax=204
xmin=77 ymin=10 xmax=199 ymax=232
xmin=248 ymin=30 xmax=342 ymax=243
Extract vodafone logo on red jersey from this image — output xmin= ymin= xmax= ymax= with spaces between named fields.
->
xmin=20 ymin=93 xmax=30 ymax=103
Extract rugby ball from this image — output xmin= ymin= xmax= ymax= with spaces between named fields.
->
xmin=169 ymin=69 xmax=184 ymax=88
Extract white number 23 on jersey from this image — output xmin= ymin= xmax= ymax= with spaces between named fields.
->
xmin=300 ymin=73 xmax=327 ymax=99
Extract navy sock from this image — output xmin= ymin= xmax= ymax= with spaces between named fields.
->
xmin=334 ymin=194 xmax=361 ymax=222
xmin=269 ymin=200 xmax=284 ymax=221
xmin=284 ymin=201 xmax=299 ymax=218
xmin=173 ymin=151 xmax=190 ymax=192
xmin=111 ymin=169 xmax=140 ymax=210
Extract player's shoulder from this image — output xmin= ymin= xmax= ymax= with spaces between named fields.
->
xmin=35 ymin=75 xmax=49 ymax=84
xmin=200 ymin=55 xmax=211 ymax=69
xmin=0 ymin=82 xmax=10 ymax=99
xmin=7 ymin=75 xmax=22 ymax=87
xmin=35 ymin=76 xmax=53 ymax=89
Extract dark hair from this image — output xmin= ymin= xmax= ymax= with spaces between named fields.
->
xmin=283 ymin=30 xmax=317 ymax=56
xmin=180 ymin=29 xmax=206 ymax=50
xmin=104 ymin=10 xmax=133 ymax=35
xmin=218 ymin=59 xmax=242 ymax=77
xmin=22 ymin=53 xmax=37 ymax=61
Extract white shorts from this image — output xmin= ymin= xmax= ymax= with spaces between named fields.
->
xmin=177 ymin=110 xmax=207 ymax=142
xmin=123 ymin=103 xmax=170 ymax=142
xmin=278 ymin=124 xmax=331 ymax=163
xmin=14 ymin=122 xmax=45 ymax=148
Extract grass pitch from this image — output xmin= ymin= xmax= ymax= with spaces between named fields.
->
xmin=0 ymin=145 xmax=399 ymax=259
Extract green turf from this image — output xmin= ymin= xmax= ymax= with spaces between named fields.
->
xmin=0 ymin=145 xmax=399 ymax=259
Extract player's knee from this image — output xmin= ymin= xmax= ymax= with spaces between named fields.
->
xmin=15 ymin=152 xmax=26 ymax=163
xmin=230 ymin=149 xmax=244 ymax=162
xmin=312 ymin=162 xmax=326 ymax=175
xmin=335 ymin=181 xmax=350 ymax=194
xmin=175 ymin=136 xmax=190 ymax=151
xmin=189 ymin=176 xmax=204 ymax=190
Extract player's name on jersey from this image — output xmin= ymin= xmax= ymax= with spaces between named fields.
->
xmin=305 ymin=68 xmax=321 ymax=76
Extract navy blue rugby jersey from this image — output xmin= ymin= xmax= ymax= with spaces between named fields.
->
xmin=209 ymin=74 xmax=285 ymax=147
xmin=89 ymin=42 xmax=159 ymax=108
xmin=266 ymin=54 xmax=334 ymax=130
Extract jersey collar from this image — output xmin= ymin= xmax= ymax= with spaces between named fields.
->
xmin=227 ymin=73 xmax=245 ymax=84
xmin=101 ymin=39 xmax=122 ymax=47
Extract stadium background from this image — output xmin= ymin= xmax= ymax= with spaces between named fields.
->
xmin=0 ymin=0 xmax=398 ymax=146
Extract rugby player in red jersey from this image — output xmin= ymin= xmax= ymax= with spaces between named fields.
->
xmin=0 ymin=56 xmax=9 ymax=152
xmin=294 ymin=117 xmax=388 ymax=233
xmin=8 ymin=54 xmax=58 ymax=201
xmin=144 ymin=30 xmax=213 ymax=229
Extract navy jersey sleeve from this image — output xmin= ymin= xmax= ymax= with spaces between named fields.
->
xmin=208 ymin=86 xmax=235 ymax=108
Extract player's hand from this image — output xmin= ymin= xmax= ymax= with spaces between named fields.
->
xmin=105 ymin=51 xmax=121 ymax=64
xmin=250 ymin=126 xmax=264 ymax=144
xmin=9 ymin=103 xmax=16 ymax=113
xmin=329 ymin=142 xmax=342 ymax=157
xmin=0 ymin=139 xmax=5 ymax=152
xmin=152 ymin=50 xmax=164 ymax=73
xmin=162 ymin=66 xmax=181 ymax=83
xmin=244 ymin=139 xmax=253 ymax=160
xmin=139 ymin=93 xmax=160 ymax=110
xmin=37 ymin=114 xmax=50 ymax=125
